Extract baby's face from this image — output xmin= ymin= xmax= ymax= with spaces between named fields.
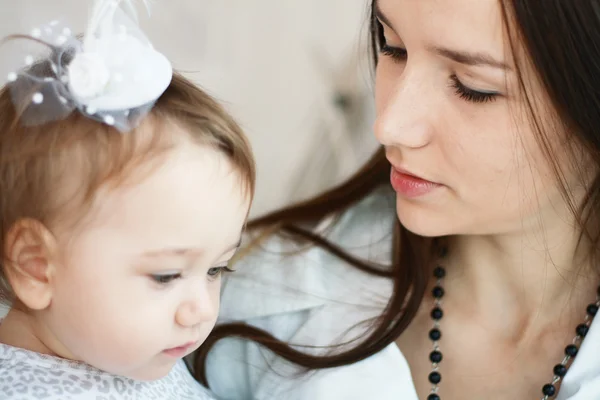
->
xmin=41 ymin=140 xmax=250 ymax=380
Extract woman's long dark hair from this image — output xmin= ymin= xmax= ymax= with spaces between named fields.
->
xmin=193 ymin=0 xmax=600 ymax=385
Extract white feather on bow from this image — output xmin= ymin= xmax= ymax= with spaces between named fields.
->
xmin=83 ymin=0 xmax=153 ymax=53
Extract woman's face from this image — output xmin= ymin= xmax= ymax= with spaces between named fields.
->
xmin=373 ymin=0 xmax=584 ymax=237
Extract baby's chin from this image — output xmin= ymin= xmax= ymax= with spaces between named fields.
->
xmin=103 ymin=358 xmax=179 ymax=381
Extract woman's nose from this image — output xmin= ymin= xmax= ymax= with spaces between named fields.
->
xmin=374 ymin=65 xmax=435 ymax=149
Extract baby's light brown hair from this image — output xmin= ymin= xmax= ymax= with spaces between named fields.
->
xmin=0 ymin=71 xmax=256 ymax=304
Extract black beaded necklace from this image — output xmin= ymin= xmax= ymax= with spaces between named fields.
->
xmin=425 ymin=264 xmax=600 ymax=400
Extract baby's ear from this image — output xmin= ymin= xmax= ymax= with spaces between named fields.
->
xmin=4 ymin=219 xmax=58 ymax=310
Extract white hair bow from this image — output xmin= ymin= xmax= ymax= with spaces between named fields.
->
xmin=4 ymin=0 xmax=172 ymax=132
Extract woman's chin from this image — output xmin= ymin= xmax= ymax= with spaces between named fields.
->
xmin=395 ymin=201 xmax=459 ymax=238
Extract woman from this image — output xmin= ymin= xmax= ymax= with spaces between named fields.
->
xmin=192 ymin=1 xmax=600 ymax=399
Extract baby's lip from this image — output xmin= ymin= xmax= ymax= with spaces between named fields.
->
xmin=162 ymin=341 xmax=197 ymax=357
xmin=168 ymin=341 xmax=196 ymax=350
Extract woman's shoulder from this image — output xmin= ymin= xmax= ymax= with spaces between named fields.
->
xmin=218 ymin=185 xmax=396 ymax=322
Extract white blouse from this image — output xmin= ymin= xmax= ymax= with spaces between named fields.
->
xmin=203 ymin=187 xmax=600 ymax=400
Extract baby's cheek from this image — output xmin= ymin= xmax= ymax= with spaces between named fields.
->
xmin=76 ymin=302 xmax=165 ymax=358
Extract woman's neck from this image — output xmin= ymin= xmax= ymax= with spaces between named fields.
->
xmin=443 ymin=224 xmax=598 ymax=342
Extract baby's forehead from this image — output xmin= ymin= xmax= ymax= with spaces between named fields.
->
xmin=94 ymin=143 xmax=242 ymax=211
xmin=70 ymin=143 xmax=249 ymax=253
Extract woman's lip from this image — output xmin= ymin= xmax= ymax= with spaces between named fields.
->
xmin=393 ymin=166 xmax=434 ymax=183
xmin=390 ymin=167 xmax=442 ymax=198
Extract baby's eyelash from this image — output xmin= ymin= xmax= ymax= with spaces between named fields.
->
xmin=207 ymin=265 xmax=235 ymax=279
xmin=150 ymin=273 xmax=182 ymax=285
xmin=150 ymin=265 xmax=235 ymax=285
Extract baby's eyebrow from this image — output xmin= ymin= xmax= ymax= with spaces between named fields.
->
xmin=142 ymin=248 xmax=199 ymax=257
xmin=142 ymin=237 xmax=242 ymax=258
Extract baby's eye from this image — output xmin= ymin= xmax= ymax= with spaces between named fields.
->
xmin=207 ymin=265 xmax=234 ymax=279
xmin=150 ymin=273 xmax=182 ymax=285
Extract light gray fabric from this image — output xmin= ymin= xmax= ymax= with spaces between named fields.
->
xmin=0 ymin=343 xmax=215 ymax=400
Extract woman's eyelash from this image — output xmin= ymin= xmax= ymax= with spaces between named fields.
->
xmin=449 ymin=75 xmax=498 ymax=103
xmin=380 ymin=44 xmax=407 ymax=62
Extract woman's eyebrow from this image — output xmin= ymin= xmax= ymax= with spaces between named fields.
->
xmin=429 ymin=45 xmax=511 ymax=70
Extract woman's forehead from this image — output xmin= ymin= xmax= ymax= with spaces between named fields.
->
xmin=376 ymin=0 xmax=506 ymax=54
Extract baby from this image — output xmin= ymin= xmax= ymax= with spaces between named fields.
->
xmin=0 ymin=1 xmax=254 ymax=399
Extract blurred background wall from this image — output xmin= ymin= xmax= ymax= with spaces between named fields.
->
xmin=0 ymin=0 xmax=379 ymax=217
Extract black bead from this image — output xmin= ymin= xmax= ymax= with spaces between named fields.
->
xmin=429 ymin=328 xmax=442 ymax=341
xmin=428 ymin=371 xmax=442 ymax=384
xmin=542 ymin=384 xmax=556 ymax=396
xmin=432 ymin=286 xmax=445 ymax=299
xmin=433 ymin=266 xmax=446 ymax=279
xmin=431 ymin=307 xmax=444 ymax=320
xmin=553 ymin=364 xmax=568 ymax=377
xmin=565 ymin=344 xmax=578 ymax=357
xmin=430 ymin=350 xmax=443 ymax=363
xmin=427 ymin=394 xmax=441 ymax=400
xmin=576 ymin=323 xmax=589 ymax=338
xmin=587 ymin=303 xmax=598 ymax=317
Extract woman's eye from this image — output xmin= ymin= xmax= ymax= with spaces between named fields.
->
xmin=380 ymin=44 xmax=407 ymax=63
xmin=150 ymin=273 xmax=182 ymax=285
xmin=450 ymin=74 xmax=499 ymax=104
